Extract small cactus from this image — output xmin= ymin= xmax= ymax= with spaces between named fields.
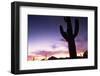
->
xmin=59 ymin=17 xmax=79 ymax=58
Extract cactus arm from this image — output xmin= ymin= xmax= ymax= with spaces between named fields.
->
xmin=73 ymin=19 xmax=79 ymax=38
xmin=60 ymin=25 xmax=68 ymax=41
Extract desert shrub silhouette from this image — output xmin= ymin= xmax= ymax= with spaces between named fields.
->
xmin=48 ymin=56 xmax=57 ymax=60
xmin=83 ymin=50 xmax=88 ymax=58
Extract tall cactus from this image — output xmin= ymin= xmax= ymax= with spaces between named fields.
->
xmin=60 ymin=17 xmax=79 ymax=58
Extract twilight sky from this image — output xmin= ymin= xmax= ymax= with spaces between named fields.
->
xmin=28 ymin=15 xmax=88 ymax=57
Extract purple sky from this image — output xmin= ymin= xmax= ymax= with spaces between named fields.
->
xmin=28 ymin=15 xmax=88 ymax=55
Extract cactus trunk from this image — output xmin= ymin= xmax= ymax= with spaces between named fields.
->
xmin=68 ymin=38 xmax=77 ymax=58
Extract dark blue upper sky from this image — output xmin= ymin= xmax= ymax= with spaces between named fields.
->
xmin=28 ymin=15 xmax=88 ymax=53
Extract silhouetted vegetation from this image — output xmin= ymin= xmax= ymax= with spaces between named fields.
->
xmin=48 ymin=56 xmax=57 ymax=60
xmin=83 ymin=50 xmax=88 ymax=58
xmin=59 ymin=17 xmax=79 ymax=58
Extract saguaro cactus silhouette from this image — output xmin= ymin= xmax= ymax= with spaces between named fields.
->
xmin=60 ymin=17 xmax=79 ymax=58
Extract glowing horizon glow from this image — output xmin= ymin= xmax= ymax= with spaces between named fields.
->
xmin=27 ymin=51 xmax=85 ymax=61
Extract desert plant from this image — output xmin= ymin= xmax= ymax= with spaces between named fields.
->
xmin=83 ymin=50 xmax=88 ymax=58
xmin=59 ymin=17 xmax=79 ymax=58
